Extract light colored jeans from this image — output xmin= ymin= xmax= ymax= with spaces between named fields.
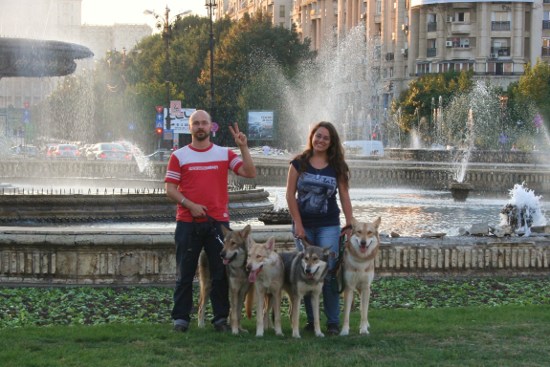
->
xmin=294 ymin=224 xmax=341 ymax=325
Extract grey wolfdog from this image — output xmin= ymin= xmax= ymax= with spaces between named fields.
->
xmin=281 ymin=238 xmax=330 ymax=338
xmin=198 ymin=225 xmax=254 ymax=334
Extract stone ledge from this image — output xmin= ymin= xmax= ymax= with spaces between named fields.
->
xmin=1 ymin=226 xmax=549 ymax=285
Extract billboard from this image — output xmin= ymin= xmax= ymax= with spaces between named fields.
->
xmin=165 ymin=107 xmax=195 ymax=135
xmin=247 ymin=110 xmax=274 ymax=141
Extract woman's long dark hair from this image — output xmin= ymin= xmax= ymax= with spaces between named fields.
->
xmin=294 ymin=121 xmax=350 ymax=188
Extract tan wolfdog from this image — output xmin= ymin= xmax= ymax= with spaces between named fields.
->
xmin=246 ymin=236 xmax=285 ymax=337
xmin=281 ymin=238 xmax=330 ymax=338
xmin=197 ymin=225 xmax=254 ymax=334
xmin=340 ymin=217 xmax=381 ymax=336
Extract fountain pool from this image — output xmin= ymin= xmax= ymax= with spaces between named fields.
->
xmin=16 ymin=186 xmax=547 ymax=237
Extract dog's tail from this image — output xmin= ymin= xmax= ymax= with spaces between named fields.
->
xmin=245 ymin=284 xmax=255 ymax=319
xmin=197 ymin=250 xmax=210 ymax=328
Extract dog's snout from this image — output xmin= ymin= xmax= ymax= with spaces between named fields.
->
xmin=220 ymin=250 xmax=226 ymax=258
xmin=361 ymin=240 xmax=367 ymax=246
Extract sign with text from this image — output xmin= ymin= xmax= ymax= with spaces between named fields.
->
xmin=247 ymin=110 xmax=274 ymax=141
xmin=166 ymin=107 xmax=196 ymax=134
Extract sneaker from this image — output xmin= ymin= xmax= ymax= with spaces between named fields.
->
xmin=326 ymin=323 xmax=340 ymax=336
xmin=173 ymin=319 xmax=189 ymax=333
xmin=303 ymin=322 xmax=314 ymax=333
xmin=213 ymin=319 xmax=230 ymax=332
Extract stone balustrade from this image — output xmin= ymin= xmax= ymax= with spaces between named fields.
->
xmin=3 ymin=150 xmax=550 ymax=194
xmin=1 ymin=227 xmax=548 ymax=285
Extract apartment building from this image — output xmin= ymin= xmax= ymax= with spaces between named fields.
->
xmin=219 ymin=0 xmax=549 ymax=106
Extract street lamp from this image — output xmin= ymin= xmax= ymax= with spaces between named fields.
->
xmin=144 ymin=6 xmax=191 ymax=147
xmin=205 ymin=0 xmax=217 ymax=113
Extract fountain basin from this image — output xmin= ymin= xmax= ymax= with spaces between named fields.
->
xmin=0 ymin=38 xmax=93 ymax=78
xmin=450 ymin=182 xmax=474 ymax=202
xmin=0 ymin=189 xmax=273 ymax=224
xmin=1 ymin=226 xmax=549 ymax=285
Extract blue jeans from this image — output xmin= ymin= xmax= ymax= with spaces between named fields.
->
xmin=171 ymin=221 xmax=229 ymax=324
xmin=294 ymin=224 xmax=341 ymax=326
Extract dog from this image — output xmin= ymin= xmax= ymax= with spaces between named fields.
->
xmin=281 ymin=238 xmax=330 ymax=338
xmin=246 ymin=236 xmax=285 ymax=337
xmin=197 ymin=225 xmax=254 ymax=334
xmin=339 ymin=217 xmax=381 ymax=336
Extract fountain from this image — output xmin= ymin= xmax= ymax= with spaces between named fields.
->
xmin=499 ymin=183 xmax=547 ymax=236
xmin=0 ymin=38 xmax=93 ymax=78
xmin=442 ymin=81 xmax=511 ymax=201
xmin=2 ymin=25 xmax=550 ymax=285
xmin=449 ymin=108 xmax=475 ymax=201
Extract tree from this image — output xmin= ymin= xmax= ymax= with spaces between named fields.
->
xmin=515 ymin=59 xmax=550 ymax=129
xmin=392 ymin=70 xmax=473 ymax=144
xmin=198 ymin=12 xmax=313 ymax=146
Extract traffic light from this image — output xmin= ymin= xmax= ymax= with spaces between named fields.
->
xmin=155 ymin=127 xmax=163 ymax=136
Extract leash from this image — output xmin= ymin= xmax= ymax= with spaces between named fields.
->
xmin=193 ymin=215 xmax=225 ymax=247
xmin=330 ymin=225 xmax=350 ymax=294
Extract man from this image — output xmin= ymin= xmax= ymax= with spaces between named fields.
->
xmin=165 ymin=109 xmax=256 ymax=332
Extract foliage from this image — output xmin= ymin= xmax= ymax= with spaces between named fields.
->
xmin=37 ymin=14 xmax=311 ymax=150
xmin=1 ymin=277 xmax=548 ymax=329
xmin=1 ymin=280 xmax=549 ymax=367
xmin=199 ymin=12 xmax=314 ymax=146
xmin=516 ymin=59 xmax=550 ymax=125
xmin=392 ymin=70 xmax=473 ymax=138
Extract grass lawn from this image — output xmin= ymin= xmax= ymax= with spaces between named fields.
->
xmin=1 ymin=278 xmax=549 ymax=366
xmin=0 ymin=305 xmax=549 ymax=367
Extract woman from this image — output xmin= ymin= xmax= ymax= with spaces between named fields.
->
xmin=285 ymin=121 xmax=353 ymax=336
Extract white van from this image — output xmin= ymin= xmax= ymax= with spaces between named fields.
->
xmin=343 ymin=140 xmax=384 ymax=157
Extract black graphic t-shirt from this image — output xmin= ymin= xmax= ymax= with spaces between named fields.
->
xmin=290 ymin=159 xmax=340 ymax=227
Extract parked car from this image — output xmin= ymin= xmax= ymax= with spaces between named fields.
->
xmin=51 ymin=144 xmax=80 ymax=158
xmin=45 ymin=144 xmax=57 ymax=158
xmin=9 ymin=145 xmax=39 ymax=157
xmin=145 ymin=149 xmax=173 ymax=162
xmin=86 ymin=143 xmax=132 ymax=161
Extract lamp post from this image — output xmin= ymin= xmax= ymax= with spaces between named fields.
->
xmin=205 ymin=0 xmax=217 ymax=113
xmin=144 ymin=6 xmax=191 ymax=148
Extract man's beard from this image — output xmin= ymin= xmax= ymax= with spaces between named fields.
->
xmin=193 ymin=130 xmax=209 ymax=141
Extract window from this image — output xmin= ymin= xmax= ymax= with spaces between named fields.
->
xmin=279 ymin=5 xmax=285 ymax=18
xmin=491 ymin=11 xmax=511 ymax=31
xmin=456 ymin=12 xmax=466 ymax=22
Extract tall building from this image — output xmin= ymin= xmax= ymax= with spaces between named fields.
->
xmin=218 ymin=0 xmax=548 ymax=131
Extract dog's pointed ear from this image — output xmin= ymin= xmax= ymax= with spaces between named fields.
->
xmin=323 ymin=248 xmax=331 ymax=260
xmin=240 ymin=224 xmax=252 ymax=239
xmin=266 ymin=237 xmax=276 ymax=251
xmin=221 ymin=225 xmax=232 ymax=237
xmin=373 ymin=217 xmax=381 ymax=229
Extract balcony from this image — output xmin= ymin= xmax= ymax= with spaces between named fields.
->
xmin=427 ymin=48 xmax=436 ymax=57
xmin=491 ymin=21 xmax=511 ymax=31
xmin=451 ymin=22 xmax=471 ymax=34
xmin=489 ymin=47 xmax=511 ymax=58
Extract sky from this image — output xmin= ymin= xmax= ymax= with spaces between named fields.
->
xmin=81 ymin=0 xmax=208 ymax=27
